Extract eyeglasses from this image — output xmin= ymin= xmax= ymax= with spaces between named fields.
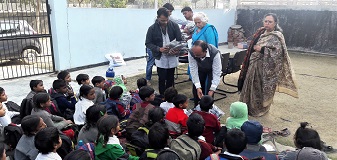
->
xmin=264 ymin=20 xmax=274 ymax=24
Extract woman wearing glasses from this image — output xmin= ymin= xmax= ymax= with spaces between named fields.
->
xmin=238 ymin=13 xmax=298 ymax=117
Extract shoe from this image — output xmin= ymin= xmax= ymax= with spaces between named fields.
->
xmin=147 ymin=80 xmax=151 ymax=86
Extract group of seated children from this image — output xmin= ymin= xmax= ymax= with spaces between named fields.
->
xmin=0 ymin=72 xmax=330 ymax=160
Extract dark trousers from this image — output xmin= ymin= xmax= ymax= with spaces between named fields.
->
xmin=157 ymin=67 xmax=175 ymax=95
xmin=192 ymin=70 xmax=212 ymax=106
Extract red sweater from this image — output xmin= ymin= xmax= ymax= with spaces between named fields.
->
xmin=194 ymin=111 xmax=221 ymax=144
xmin=165 ymin=107 xmax=188 ymax=138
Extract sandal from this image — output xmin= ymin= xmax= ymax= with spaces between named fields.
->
xmin=271 ymin=128 xmax=291 ymax=137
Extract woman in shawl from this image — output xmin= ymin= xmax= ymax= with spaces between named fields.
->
xmin=238 ymin=13 xmax=298 ymax=117
xmin=192 ymin=12 xmax=218 ymax=47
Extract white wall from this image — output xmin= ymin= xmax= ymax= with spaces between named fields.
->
xmin=49 ymin=0 xmax=235 ymax=70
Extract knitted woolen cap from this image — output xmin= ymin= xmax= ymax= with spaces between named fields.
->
xmin=241 ymin=120 xmax=263 ymax=144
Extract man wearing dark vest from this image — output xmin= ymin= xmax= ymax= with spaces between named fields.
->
xmin=188 ymin=40 xmax=221 ymax=106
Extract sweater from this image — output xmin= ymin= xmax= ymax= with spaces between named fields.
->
xmin=95 ymin=135 xmax=139 ymax=160
xmin=193 ymin=111 xmax=221 ymax=144
xmin=77 ymin=125 xmax=99 ymax=144
xmin=165 ymin=107 xmax=188 ymax=138
xmin=14 ymin=135 xmax=39 ymax=160
xmin=31 ymin=108 xmax=68 ymax=130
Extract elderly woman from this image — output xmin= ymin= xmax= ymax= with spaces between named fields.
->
xmin=238 ymin=13 xmax=298 ymax=117
xmin=192 ymin=12 xmax=218 ymax=47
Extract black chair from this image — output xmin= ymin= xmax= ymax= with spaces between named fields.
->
xmin=214 ymin=52 xmax=230 ymax=101
xmin=220 ymin=50 xmax=246 ymax=94
xmin=174 ymin=53 xmax=190 ymax=84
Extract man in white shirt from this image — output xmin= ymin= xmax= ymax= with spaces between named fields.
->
xmin=188 ymin=40 xmax=222 ymax=106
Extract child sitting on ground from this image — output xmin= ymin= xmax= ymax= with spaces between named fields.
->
xmin=0 ymin=87 xmax=20 ymax=126
xmin=187 ymin=113 xmax=221 ymax=160
xmin=21 ymin=80 xmax=45 ymax=119
xmin=57 ymin=70 xmax=75 ymax=101
xmin=206 ymin=128 xmax=247 ymax=160
xmin=129 ymin=107 xmax=166 ymax=156
xmin=129 ymin=78 xmax=147 ymax=107
xmin=78 ymin=104 xmax=106 ymax=144
xmin=50 ymin=80 xmax=77 ymax=120
xmin=95 ymin=115 xmax=139 ymax=160
xmin=279 ymin=122 xmax=328 ymax=160
xmin=14 ymin=115 xmax=47 ymax=160
xmin=226 ymin=101 xmax=248 ymax=130
xmin=75 ymin=73 xmax=90 ymax=99
xmin=73 ymin=85 xmax=95 ymax=125
xmin=92 ymin=76 xmax=106 ymax=104
xmin=165 ymin=94 xmax=189 ymax=138
xmin=139 ymin=122 xmax=170 ymax=160
xmin=31 ymin=93 xmax=73 ymax=130
xmin=193 ymin=95 xmax=221 ymax=144
xmin=104 ymin=86 xmax=130 ymax=120
xmin=126 ymin=86 xmax=155 ymax=140
xmin=159 ymin=87 xmax=178 ymax=114
xmin=76 ymin=74 xmax=90 ymax=86
xmin=240 ymin=120 xmax=278 ymax=160
xmin=34 ymin=127 xmax=63 ymax=160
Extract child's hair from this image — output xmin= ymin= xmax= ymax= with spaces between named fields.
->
xmin=96 ymin=115 xmax=119 ymax=147
xmin=29 ymin=80 xmax=43 ymax=91
xmin=294 ymin=122 xmax=322 ymax=150
xmin=21 ymin=115 xmax=42 ymax=137
xmin=151 ymin=95 xmax=163 ymax=107
xmin=0 ymin=87 xmax=4 ymax=95
xmin=139 ymin=86 xmax=155 ymax=101
xmin=76 ymin=74 xmax=89 ymax=85
xmin=164 ymin=87 xmax=178 ymax=103
xmin=172 ymin=94 xmax=188 ymax=108
xmin=57 ymin=70 xmax=70 ymax=80
xmin=109 ymin=86 xmax=123 ymax=99
xmin=137 ymin=78 xmax=147 ymax=89
xmin=0 ymin=142 xmax=5 ymax=158
xmin=84 ymin=104 xmax=106 ymax=131
xmin=148 ymin=122 xmax=169 ymax=149
xmin=156 ymin=149 xmax=182 ymax=160
xmin=224 ymin=128 xmax=247 ymax=154
xmin=63 ymin=150 xmax=91 ymax=160
xmin=187 ymin=113 xmax=205 ymax=140
xmin=79 ymin=84 xmax=94 ymax=100
xmin=53 ymin=79 xmax=67 ymax=90
xmin=199 ymin=95 xmax=214 ymax=112
xmin=33 ymin=93 xmax=50 ymax=109
xmin=91 ymin=76 xmax=105 ymax=86
xmin=34 ymin=127 xmax=61 ymax=154
xmin=146 ymin=107 xmax=165 ymax=127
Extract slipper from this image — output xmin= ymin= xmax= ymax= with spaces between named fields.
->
xmin=271 ymin=128 xmax=291 ymax=137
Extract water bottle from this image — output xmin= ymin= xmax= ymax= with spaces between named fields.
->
xmin=76 ymin=140 xmax=84 ymax=150
xmin=106 ymin=66 xmax=115 ymax=80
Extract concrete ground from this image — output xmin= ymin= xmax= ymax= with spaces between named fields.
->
xmin=1 ymin=46 xmax=336 ymax=159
